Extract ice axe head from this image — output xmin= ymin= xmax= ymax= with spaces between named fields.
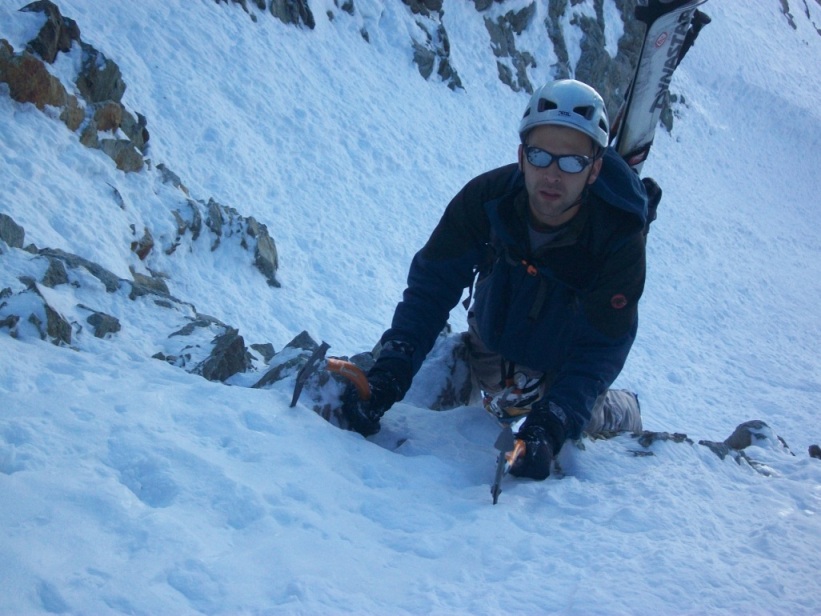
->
xmin=289 ymin=341 xmax=370 ymax=407
xmin=290 ymin=341 xmax=331 ymax=407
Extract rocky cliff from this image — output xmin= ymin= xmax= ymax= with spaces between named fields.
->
xmin=0 ymin=0 xmax=699 ymax=404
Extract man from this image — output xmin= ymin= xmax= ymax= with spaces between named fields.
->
xmin=341 ymin=79 xmax=650 ymax=480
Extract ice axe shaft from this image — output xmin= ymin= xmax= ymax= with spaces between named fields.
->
xmin=506 ymin=439 xmax=526 ymax=470
xmin=491 ymin=424 xmax=527 ymax=505
xmin=326 ymin=358 xmax=371 ymax=402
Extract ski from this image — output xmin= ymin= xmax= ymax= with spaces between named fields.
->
xmin=611 ymin=0 xmax=711 ymax=172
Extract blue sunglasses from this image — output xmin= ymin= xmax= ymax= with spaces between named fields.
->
xmin=524 ymin=146 xmax=594 ymax=174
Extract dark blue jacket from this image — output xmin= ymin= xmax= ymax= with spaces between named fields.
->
xmin=378 ymin=148 xmax=648 ymax=438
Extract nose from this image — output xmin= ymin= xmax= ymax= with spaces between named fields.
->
xmin=540 ymin=159 xmax=563 ymax=182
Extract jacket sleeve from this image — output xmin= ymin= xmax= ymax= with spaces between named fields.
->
xmin=376 ymin=169 xmax=505 ymax=381
xmin=545 ymin=230 xmax=646 ymax=439
xmin=379 ymin=249 xmax=479 ymax=378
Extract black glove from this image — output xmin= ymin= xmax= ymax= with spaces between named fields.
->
xmin=340 ymin=339 xmax=414 ymax=436
xmin=509 ymin=424 xmax=554 ymax=481
xmin=340 ymin=366 xmax=404 ymax=437
xmin=510 ymin=400 xmax=569 ymax=481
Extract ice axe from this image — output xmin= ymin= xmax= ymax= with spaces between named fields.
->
xmin=490 ymin=424 xmax=527 ymax=505
xmin=290 ymin=341 xmax=371 ymax=408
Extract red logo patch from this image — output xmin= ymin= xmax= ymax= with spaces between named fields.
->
xmin=610 ymin=294 xmax=628 ymax=309
xmin=655 ymin=32 xmax=668 ymax=48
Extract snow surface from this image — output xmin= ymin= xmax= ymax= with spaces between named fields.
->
xmin=2 ymin=0 xmax=821 ymax=613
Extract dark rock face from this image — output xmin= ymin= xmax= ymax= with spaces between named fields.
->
xmin=0 ymin=1 xmax=151 ymax=171
xmin=484 ymin=3 xmax=537 ymax=94
xmin=1 ymin=210 xmax=277 ymax=384
xmin=75 ymin=42 xmax=127 ymax=104
xmin=269 ymin=0 xmax=315 ymax=28
xmin=21 ymin=0 xmax=81 ymax=64
xmin=405 ymin=1 xmax=463 ymax=91
xmin=0 ymin=214 xmax=26 ymax=249
xmin=482 ymin=0 xmax=643 ymax=115
xmin=86 ymin=310 xmax=122 ymax=338
xmin=196 ymin=327 xmax=252 ymax=382
xmin=1 ymin=50 xmax=73 ymax=109
xmin=253 ymin=331 xmax=320 ymax=389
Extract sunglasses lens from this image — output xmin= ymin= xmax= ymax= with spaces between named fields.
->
xmin=557 ymin=156 xmax=588 ymax=173
xmin=525 ymin=147 xmax=553 ymax=167
xmin=525 ymin=147 xmax=590 ymax=174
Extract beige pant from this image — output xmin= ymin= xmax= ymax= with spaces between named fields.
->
xmin=464 ymin=315 xmax=642 ymax=435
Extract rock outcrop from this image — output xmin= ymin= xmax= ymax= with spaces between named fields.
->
xmin=1 ymin=1 xmax=281 ymax=289
xmin=0 ymin=0 xmax=703 ymax=393
xmin=0 ymin=1 xmax=146 ymax=171
xmin=209 ymin=0 xmax=653 ymax=110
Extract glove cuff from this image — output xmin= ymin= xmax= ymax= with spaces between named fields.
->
xmin=371 ymin=339 xmax=415 ymax=400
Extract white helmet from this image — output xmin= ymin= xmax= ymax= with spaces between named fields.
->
xmin=518 ymin=79 xmax=610 ymax=149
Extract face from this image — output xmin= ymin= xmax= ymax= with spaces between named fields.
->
xmin=519 ymin=124 xmax=603 ymax=227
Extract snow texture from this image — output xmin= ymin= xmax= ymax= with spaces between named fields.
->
xmin=1 ymin=0 xmax=821 ymax=613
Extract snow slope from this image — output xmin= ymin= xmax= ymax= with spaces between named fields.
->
xmin=1 ymin=0 xmax=821 ymax=613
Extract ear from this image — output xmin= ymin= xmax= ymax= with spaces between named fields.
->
xmin=587 ymin=156 xmax=603 ymax=185
xmin=518 ymin=143 xmax=525 ymax=172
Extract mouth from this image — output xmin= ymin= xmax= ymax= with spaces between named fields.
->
xmin=539 ymin=188 xmax=562 ymax=201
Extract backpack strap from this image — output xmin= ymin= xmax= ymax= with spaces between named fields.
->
xmin=462 ymin=170 xmax=523 ymax=310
